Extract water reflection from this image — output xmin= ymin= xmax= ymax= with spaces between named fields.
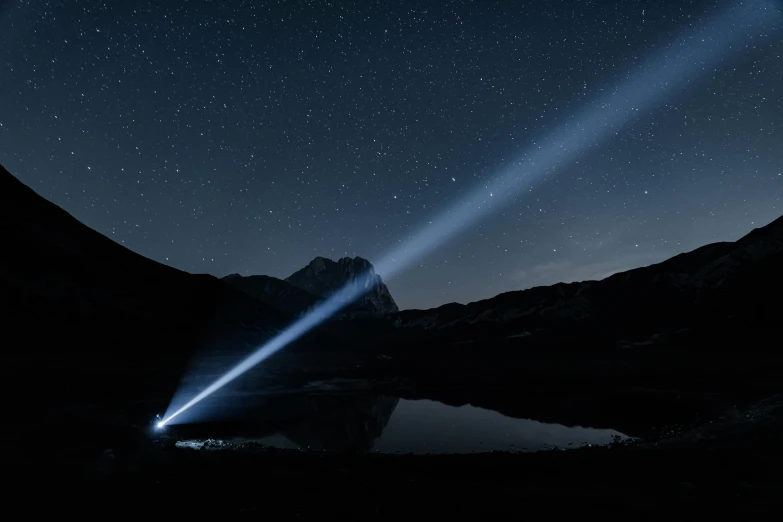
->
xmin=175 ymin=394 xmax=629 ymax=454
xmin=370 ymin=399 xmax=627 ymax=453
xmin=283 ymin=395 xmax=398 ymax=452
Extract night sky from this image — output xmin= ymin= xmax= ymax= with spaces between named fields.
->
xmin=1 ymin=0 xmax=781 ymax=310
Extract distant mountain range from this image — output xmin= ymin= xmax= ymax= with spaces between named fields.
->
xmin=2 ymin=162 xmax=781 ymax=358
xmin=359 ymin=212 xmax=783 ymax=350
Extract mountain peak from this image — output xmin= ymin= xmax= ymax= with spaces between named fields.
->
xmin=287 ymin=256 xmax=397 ymax=315
xmin=337 ymin=256 xmax=376 ymax=276
xmin=305 ymin=257 xmax=330 ymax=275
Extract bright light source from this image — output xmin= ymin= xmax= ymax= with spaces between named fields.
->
xmin=159 ymin=0 xmax=781 ymax=428
xmin=156 ymin=421 xmax=165 ymax=429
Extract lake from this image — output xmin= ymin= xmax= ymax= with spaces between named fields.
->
xmin=171 ymin=395 xmax=630 ymax=454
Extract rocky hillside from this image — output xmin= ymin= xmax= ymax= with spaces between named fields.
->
xmin=226 ymin=256 xmax=398 ymax=318
xmin=287 ymin=256 xmax=398 ymax=316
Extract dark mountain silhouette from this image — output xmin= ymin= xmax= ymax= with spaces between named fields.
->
xmin=0 ymin=164 xmax=300 ymax=355
xmin=368 ymin=214 xmax=783 ymax=349
xmin=225 ymin=256 xmax=399 ymax=317
xmin=222 ymin=273 xmax=321 ymax=317
xmin=4 ymin=161 xmax=781 ymax=358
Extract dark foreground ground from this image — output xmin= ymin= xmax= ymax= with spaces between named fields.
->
xmin=7 ymin=345 xmax=783 ymax=519
xmin=14 ymin=389 xmax=783 ymax=519
xmin=34 ymin=416 xmax=783 ymax=519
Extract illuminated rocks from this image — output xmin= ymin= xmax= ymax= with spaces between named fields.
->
xmin=224 ymin=256 xmax=398 ymax=318
xmin=286 ymin=256 xmax=399 ymax=316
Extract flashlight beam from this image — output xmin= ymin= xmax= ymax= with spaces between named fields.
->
xmin=160 ymin=0 xmax=780 ymax=427
xmin=375 ymin=0 xmax=780 ymax=277
xmin=160 ymin=281 xmax=366 ymax=426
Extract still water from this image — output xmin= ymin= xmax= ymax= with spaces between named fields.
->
xmin=175 ymin=397 xmax=629 ymax=454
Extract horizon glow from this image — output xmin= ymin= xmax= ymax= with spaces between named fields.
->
xmin=159 ymin=0 xmax=780 ymax=427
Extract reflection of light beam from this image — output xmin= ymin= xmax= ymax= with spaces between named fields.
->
xmin=159 ymin=0 xmax=780 ymax=427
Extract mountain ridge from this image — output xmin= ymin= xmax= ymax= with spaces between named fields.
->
xmin=225 ymin=255 xmax=399 ymax=317
xmin=286 ymin=256 xmax=398 ymax=316
xmin=0 ymin=163 xmax=315 ymax=360
xmin=331 ymin=214 xmax=783 ymax=349
xmin=3 ymin=162 xmax=781 ymax=356
xmin=222 ymin=273 xmax=321 ymax=317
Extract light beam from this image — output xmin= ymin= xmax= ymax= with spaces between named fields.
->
xmin=159 ymin=0 xmax=780 ymax=427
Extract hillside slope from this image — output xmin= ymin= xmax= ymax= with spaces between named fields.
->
xmin=0 ymin=164 xmax=338 ymax=373
xmin=344 ymin=215 xmax=783 ymax=349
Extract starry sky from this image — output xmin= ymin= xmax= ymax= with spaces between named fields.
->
xmin=1 ymin=0 xmax=781 ymax=310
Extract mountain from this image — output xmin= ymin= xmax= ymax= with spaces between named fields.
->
xmin=0 ymin=164 xmax=300 ymax=355
xmin=222 ymin=274 xmax=321 ymax=317
xmin=361 ymin=215 xmax=783 ymax=349
xmin=287 ymin=256 xmax=398 ymax=316
xmin=226 ymin=256 xmax=399 ymax=318
xmin=5 ymin=159 xmax=780 ymax=358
